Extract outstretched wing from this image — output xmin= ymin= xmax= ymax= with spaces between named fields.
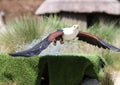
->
xmin=9 ymin=30 xmax=64 ymax=57
xmin=77 ymin=31 xmax=120 ymax=52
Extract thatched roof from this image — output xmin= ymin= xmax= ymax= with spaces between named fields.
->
xmin=35 ymin=0 xmax=120 ymax=15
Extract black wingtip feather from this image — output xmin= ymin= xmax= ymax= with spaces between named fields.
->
xmin=9 ymin=37 xmax=51 ymax=57
xmin=8 ymin=50 xmax=38 ymax=57
xmin=99 ymin=38 xmax=120 ymax=52
xmin=9 ymin=53 xmax=30 ymax=57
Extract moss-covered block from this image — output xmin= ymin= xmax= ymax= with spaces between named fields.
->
xmin=0 ymin=54 xmax=105 ymax=85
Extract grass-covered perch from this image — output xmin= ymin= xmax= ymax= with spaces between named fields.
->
xmin=0 ymin=54 xmax=105 ymax=85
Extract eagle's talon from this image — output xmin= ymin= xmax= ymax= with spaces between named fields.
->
xmin=53 ymin=40 xmax=57 ymax=46
xmin=60 ymin=40 xmax=64 ymax=44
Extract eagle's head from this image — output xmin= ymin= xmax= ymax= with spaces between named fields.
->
xmin=72 ymin=25 xmax=79 ymax=30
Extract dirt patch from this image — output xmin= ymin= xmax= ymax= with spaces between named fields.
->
xmin=0 ymin=0 xmax=44 ymax=21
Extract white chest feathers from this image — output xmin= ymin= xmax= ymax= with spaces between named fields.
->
xmin=63 ymin=25 xmax=79 ymax=40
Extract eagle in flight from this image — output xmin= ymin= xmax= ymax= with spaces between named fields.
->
xmin=9 ymin=25 xmax=120 ymax=57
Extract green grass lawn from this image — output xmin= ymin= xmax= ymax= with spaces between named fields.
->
xmin=0 ymin=54 xmax=105 ymax=85
xmin=0 ymin=54 xmax=40 ymax=85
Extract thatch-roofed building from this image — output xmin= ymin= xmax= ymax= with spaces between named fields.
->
xmin=35 ymin=0 xmax=120 ymax=28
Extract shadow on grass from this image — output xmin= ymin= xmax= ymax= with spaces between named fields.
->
xmin=35 ymin=58 xmax=49 ymax=85
xmin=35 ymin=55 xmax=105 ymax=85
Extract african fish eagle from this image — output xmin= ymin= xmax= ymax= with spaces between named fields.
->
xmin=9 ymin=25 xmax=120 ymax=57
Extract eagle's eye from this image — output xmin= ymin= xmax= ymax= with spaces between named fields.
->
xmin=74 ymin=26 xmax=76 ymax=28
